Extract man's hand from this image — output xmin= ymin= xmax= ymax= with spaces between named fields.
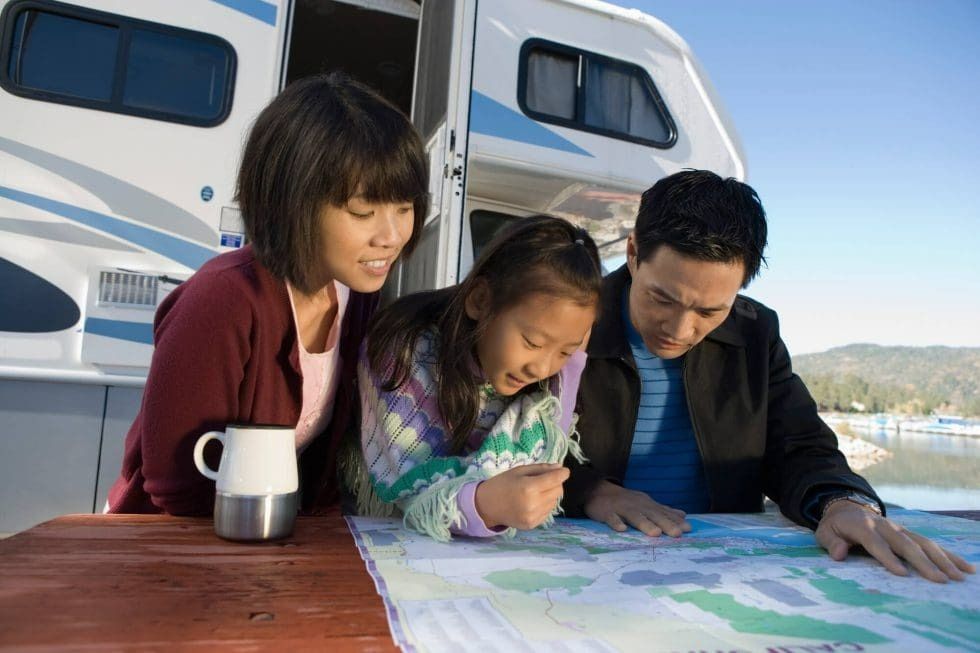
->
xmin=815 ymin=500 xmax=976 ymax=583
xmin=584 ymin=480 xmax=691 ymax=537
xmin=475 ymin=463 xmax=569 ymax=530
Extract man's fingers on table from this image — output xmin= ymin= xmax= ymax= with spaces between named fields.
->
xmin=623 ymin=511 xmax=662 ymax=537
xmin=909 ymin=532 xmax=969 ymax=581
xmin=938 ymin=545 xmax=976 ymax=575
xmin=621 ymin=507 xmax=687 ymax=538
xmin=649 ymin=511 xmax=686 ymax=537
xmin=604 ymin=512 xmax=629 ymax=532
xmin=665 ymin=506 xmax=688 ymax=522
xmin=860 ymin=529 xmax=909 ymax=577
xmin=881 ymin=526 xmax=947 ymax=583
xmin=828 ymin=540 xmax=850 ymax=561
xmin=815 ymin=528 xmax=851 ymax=561
xmin=631 ymin=497 xmax=688 ymax=535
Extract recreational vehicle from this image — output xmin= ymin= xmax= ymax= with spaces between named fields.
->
xmin=0 ymin=0 xmax=745 ymax=533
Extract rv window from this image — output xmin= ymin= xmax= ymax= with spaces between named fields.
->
xmin=0 ymin=2 xmax=235 ymax=126
xmin=6 ymin=10 xmax=119 ymax=102
xmin=470 ymin=210 xmax=520 ymax=260
xmin=518 ymin=40 xmax=676 ymax=149
xmin=123 ymin=29 xmax=230 ymax=121
xmin=584 ymin=59 xmax=672 ymax=143
xmin=526 ymin=49 xmax=577 ymax=120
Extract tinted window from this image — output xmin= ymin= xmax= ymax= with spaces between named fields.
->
xmin=470 ymin=209 xmax=519 ymax=260
xmin=519 ymin=40 xmax=676 ymax=148
xmin=124 ymin=28 xmax=230 ymax=121
xmin=1 ymin=2 xmax=235 ymax=126
xmin=584 ymin=59 xmax=671 ymax=143
xmin=7 ymin=10 xmax=118 ymax=101
xmin=525 ymin=49 xmax=577 ymax=120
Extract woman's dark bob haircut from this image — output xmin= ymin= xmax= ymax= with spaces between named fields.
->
xmin=236 ymin=72 xmax=429 ymax=294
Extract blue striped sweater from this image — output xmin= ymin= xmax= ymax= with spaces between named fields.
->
xmin=622 ymin=298 xmax=710 ymax=514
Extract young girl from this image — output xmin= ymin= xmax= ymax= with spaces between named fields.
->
xmin=108 ymin=73 xmax=429 ymax=515
xmin=350 ymin=216 xmax=602 ymax=541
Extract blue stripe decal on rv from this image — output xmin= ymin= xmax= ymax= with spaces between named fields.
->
xmin=85 ymin=318 xmax=154 ymax=345
xmin=209 ymin=0 xmax=277 ymax=26
xmin=0 ymin=186 xmax=215 ymax=270
xmin=469 ymin=91 xmax=593 ymax=158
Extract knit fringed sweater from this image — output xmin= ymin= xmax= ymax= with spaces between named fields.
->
xmin=348 ymin=329 xmax=586 ymax=541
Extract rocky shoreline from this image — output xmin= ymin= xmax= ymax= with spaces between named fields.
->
xmin=834 ymin=432 xmax=892 ymax=471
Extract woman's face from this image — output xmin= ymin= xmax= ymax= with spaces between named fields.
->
xmin=316 ymin=195 xmax=415 ymax=293
xmin=469 ymin=291 xmax=596 ymax=396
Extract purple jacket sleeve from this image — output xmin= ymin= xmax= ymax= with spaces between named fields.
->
xmin=557 ymin=350 xmax=587 ymax=433
xmin=450 ymin=481 xmax=507 ymax=538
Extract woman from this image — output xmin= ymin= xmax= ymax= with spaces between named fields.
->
xmin=108 ymin=73 xmax=429 ymax=515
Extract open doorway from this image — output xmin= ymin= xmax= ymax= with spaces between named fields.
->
xmin=285 ymin=0 xmax=419 ymax=115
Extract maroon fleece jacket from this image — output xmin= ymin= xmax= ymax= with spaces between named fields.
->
xmin=108 ymin=246 xmax=378 ymax=515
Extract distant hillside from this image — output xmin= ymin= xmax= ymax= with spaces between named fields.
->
xmin=793 ymin=344 xmax=980 ymax=416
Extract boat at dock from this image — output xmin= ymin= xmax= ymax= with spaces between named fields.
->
xmin=822 ymin=412 xmax=980 ymax=438
xmin=901 ymin=415 xmax=980 ymax=437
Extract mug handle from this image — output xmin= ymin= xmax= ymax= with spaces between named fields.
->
xmin=193 ymin=431 xmax=225 ymax=481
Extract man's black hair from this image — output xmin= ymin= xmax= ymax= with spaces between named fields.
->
xmin=634 ymin=170 xmax=768 ymax=287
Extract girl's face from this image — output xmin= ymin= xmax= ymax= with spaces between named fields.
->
xmin=316 ymin=195 xmax=415 ymax=293
xmin=469 ymin=291 xmax=596 ymax=396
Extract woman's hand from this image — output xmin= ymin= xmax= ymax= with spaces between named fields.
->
xmin=474 ymin=463 xmax=570 ymax=530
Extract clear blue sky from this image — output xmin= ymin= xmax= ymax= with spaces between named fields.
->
xmin=610 ymin=0 xmax=980 ymax=354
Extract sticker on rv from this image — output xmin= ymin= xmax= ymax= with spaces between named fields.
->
xmin=220 ymin=233 xmax=243 ymax=248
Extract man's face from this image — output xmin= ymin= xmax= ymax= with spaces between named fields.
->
xmin=626 ymin=235 xmax=745 ymax=359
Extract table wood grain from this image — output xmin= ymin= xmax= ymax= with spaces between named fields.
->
xmin=0 ymin=509 xmax=397 ymax=652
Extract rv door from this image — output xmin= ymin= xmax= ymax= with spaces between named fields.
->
xmin=397 ymin=0 xmax=475 ymax=295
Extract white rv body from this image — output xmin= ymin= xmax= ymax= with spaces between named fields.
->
xmin=0 ymin=0 xmax=744 ymax=532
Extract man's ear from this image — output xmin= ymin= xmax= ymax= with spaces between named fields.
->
xmin=464 ymin=278 xmax=491 ymax=321
xmin=626 ymin=231 xmax=639 ymax=275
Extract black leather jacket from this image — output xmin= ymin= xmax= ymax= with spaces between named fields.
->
xmin=564 ymin=266 xmax=881 ymax=528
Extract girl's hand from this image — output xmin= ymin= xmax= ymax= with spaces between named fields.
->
xmin=474 ymin=463 xmax=570 ymax=530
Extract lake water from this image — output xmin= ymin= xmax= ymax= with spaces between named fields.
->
xmin=851 ymin=428 xmax=980 ymax=510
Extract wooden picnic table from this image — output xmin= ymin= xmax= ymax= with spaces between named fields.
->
xmin=0 ymin=507 xmax=397 ymax=652
xmin=1 ymin=508 xmax=976 ymax=651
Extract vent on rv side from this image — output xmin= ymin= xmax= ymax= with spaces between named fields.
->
xmin=97 ymin=271 xmax=158 ymax=309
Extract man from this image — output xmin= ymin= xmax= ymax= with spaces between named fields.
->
xmin=565 ymin=170 xmax=974 ymax=583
